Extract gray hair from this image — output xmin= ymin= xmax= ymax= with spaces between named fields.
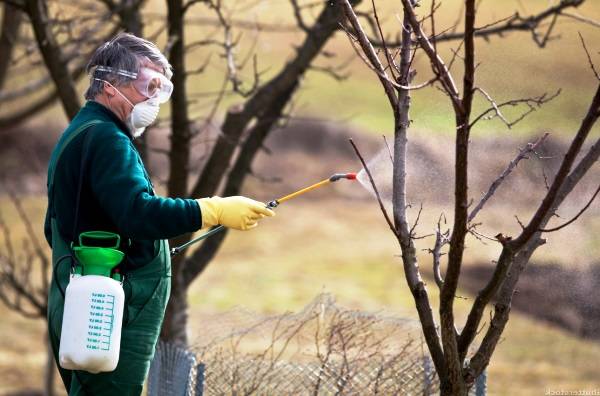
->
xmin=84 ymin=32 xmax=172 ymax=100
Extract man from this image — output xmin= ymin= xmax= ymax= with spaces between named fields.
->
xmin=44 ymin=33 xmax=274 ymax=395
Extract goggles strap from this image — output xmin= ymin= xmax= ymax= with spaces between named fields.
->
xmin=94 ymin=65 xmax=137 ymax=79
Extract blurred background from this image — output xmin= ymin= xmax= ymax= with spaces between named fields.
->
xmin=0 ymin=0 xmax=599 ymax=395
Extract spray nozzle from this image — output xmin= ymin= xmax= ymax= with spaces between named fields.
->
xmin=329 ymin=173 xmax=357 ymax=182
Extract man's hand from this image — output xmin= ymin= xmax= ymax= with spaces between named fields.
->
xmin=197 ymin=196 xmax=275 ymax=231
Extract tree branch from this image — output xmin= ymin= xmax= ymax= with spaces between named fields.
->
xmin=466 ymin=133 xmax=600 ymax=382
xmin=428 ymin=214 xmax=449 ymax=290
xmin=339 ymin=0 xmax=398 ymax=109
xmin=180 ymin=0 xmax=362 ymax=288
xmin=469 ymin=88 xmax=561 ymax=129
xmin=183 ymin=84 xmax=297 ymax=286
xmin=399 ymin=0 xmax=462 ymax=113
xmin=510 ymin=82 xmax=600 ymax=248
xmin=539 ymin=183 xmax=599 ymax=232
xmin=23 ymin=0 xmax=81 ymax=119
xmin=434 ymin=0 xmax=587 ymax=45
xmin=460 ymin=82 xmax=600 ymax=364
xmin=468 ymin=133 xmax=549 ymax=223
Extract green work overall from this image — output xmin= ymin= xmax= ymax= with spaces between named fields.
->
xmin=45 ymin=102 xmax=201 ymax=395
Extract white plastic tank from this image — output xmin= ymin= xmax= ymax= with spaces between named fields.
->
xmin=58 ymin=231 xmax=126 ymax=373
xmin=59 ymin=273 xmax=125 ymax=373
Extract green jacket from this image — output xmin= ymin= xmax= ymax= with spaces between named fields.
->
xmin=44 ymin=100 xmax=201 ymax=268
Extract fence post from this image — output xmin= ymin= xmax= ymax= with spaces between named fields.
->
xmin=195 ymin=362 xmax=206 ymax=396
xmin=475 ymin=369 xmax=487 ymax=396
xmin=423 ymin=355 xmax=432 ymax=396
xmin=148 ymin=341 xmax=197 ymax=396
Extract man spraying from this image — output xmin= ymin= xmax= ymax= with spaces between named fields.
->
xmin=44 ymin=32 xmax=274 ymax=395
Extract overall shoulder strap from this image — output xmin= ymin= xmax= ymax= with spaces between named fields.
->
xmin=48 ymin=120 xmax=103 ymax=190
xmin=47 ymin=120 xmax=102 ymax=241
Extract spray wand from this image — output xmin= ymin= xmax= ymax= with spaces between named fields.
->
xmin=170 ymin=173 xmax=357 ymax=256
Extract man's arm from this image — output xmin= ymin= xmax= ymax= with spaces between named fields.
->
xmin=88 ymin=124 xmax=202 ymax=240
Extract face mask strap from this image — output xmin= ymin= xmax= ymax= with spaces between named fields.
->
xmin=94 ymin=78 xmax=135 ymax=109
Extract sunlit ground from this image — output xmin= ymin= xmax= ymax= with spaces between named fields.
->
xmin=1 ymin=196 xmax=599 ymax=395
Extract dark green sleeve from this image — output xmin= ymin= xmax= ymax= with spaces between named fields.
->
xmin=44 ymin=205 xmax=52 ymax=247
xmin=88 ymin=123 xmax=202 ymax=240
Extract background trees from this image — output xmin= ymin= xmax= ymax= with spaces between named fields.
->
xmin=341 ymin=0 xmax=599 ymax=394
xmin=1 ymin=0 xmax=600 ymax=394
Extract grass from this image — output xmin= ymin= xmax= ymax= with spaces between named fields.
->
xmin=3 ymin=195 xmax=598 ymax=394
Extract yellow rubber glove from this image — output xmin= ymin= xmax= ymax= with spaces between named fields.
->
xmin=197 ymin=196 xmax=275 ymax=231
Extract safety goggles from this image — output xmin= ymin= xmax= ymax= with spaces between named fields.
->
xmin=131 ymin=67 xmax=173 ymax=103
xmin=94 ymin=65 xmax=173 ymax=103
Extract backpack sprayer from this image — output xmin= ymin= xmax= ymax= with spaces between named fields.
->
xmin=170 ymin=172 xmax=357 ymax=257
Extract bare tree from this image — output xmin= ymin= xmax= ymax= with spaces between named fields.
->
xmin=0 ymin=189 xmax=55 ymax=395
xmin=340 ymin=0 xmax=599 ymax=394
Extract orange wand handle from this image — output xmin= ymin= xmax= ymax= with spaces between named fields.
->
xmin=276 ymin=179 xmax=332 ymax=204
xmin=266 ymin=173 xmax=356 ymax=209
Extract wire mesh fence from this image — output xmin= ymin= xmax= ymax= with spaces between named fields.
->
xmin=149 ymin=294 xmax=486 ymax=395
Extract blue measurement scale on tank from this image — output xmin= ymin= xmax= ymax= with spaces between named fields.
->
xmin=87 ymin=292 xmax=116 ymax=351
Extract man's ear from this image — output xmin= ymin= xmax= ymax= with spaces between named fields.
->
xmin=103 ymin=81 xmax=115 ymax=98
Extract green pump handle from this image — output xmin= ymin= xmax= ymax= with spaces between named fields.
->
xmin=78 ymin=231 xmax=121 ymax=249
xmin=72 ymin=231 xmax=124 ymax=277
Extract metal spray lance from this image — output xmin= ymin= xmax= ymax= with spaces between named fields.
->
xmin=170 ymin=173 xmax=357 ymax=256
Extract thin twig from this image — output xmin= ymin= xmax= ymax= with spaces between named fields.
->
xmin=578 ymin=32 xmax=600 ymax=81
xmin=382 ymin=135 xmax=393 ymax=165
xmin=468 ymin=133 xmax=549 ymax=222
xmin=349 ymin=138 xmax=397 ymax=237
xmin=428 ymin=213 xmax=449 ymax=290
xmin=539 ymin=183 xmax=600 ymax=232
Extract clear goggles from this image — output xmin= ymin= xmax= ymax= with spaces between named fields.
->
xmin=95 ymin=65 xmax=173 ymax=103
xmin=132 ymin=67 xmax=173 ymax=103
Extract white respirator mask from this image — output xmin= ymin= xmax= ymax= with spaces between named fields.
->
xmin=94 ymin=66 xmax=173 ymax=138
xmin=126 ymin=98 xmax=160 ymax=138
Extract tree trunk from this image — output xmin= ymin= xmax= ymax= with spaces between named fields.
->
xmin=440 ymin=379 xmax=468 ymax=396
xmin=160 ymin=271 xmax=189 ymax=345
xmin=24 ymin=0 xmax=81 ymax=119
xmin=0 ymin=3 xmax=22 ymax=91
xmin=161 ymin=0 xmax=191 ymax=345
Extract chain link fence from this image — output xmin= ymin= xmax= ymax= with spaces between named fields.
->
xmin=149 ymin=294 xmax=486 ymax=395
